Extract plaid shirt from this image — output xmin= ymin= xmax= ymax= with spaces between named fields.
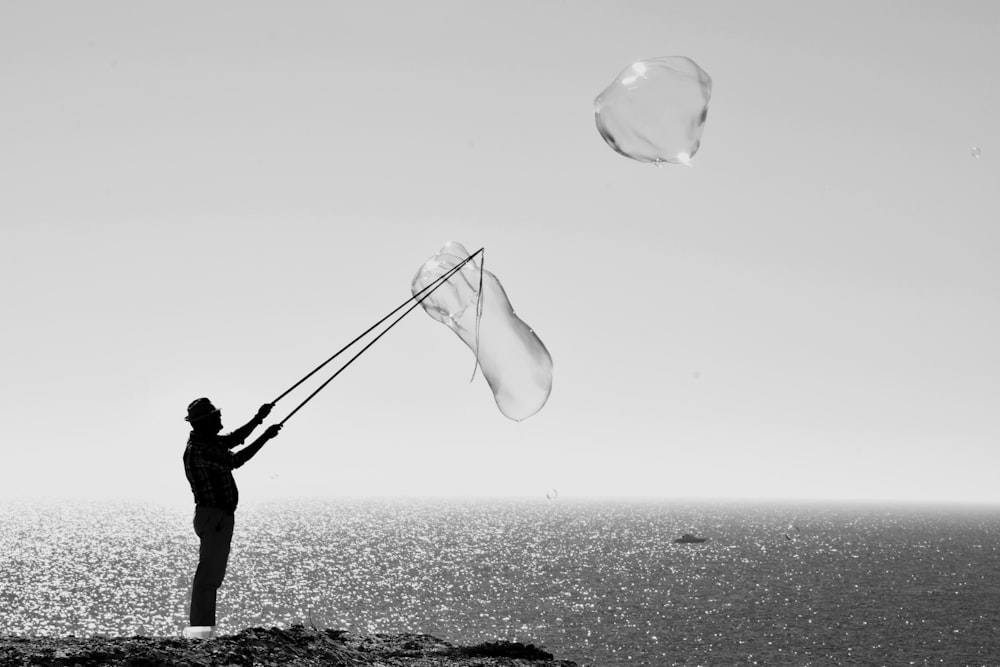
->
xmin=183 ymin=425 xmax=256 ymax=512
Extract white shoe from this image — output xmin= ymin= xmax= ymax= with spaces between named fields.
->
xmin=183 ymin=626 xmax=215 ymax=639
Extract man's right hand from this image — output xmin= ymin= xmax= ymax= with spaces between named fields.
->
xmin=264 ymin=424 xmax=282 ymax=439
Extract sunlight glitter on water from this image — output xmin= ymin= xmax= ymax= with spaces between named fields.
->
xmin=0 ymin=501 xmax=193 ymax=636
xmin=2 ymin=498 xmax=999 ymax=666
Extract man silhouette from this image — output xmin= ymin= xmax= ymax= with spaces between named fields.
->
xmin=182 ymin=397 xmax=282 ymax=639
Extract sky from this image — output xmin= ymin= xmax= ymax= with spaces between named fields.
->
xmin=2 ymin=1 xmax=998 ymax=505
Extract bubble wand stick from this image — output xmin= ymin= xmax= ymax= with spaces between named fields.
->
xmin=272 ymin=247 xmax=485 ymax=425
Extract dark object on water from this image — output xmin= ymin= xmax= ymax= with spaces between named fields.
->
xmin=674 ymin=533 xmax=707 ymax=544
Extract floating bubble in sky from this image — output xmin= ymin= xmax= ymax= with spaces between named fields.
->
xmin=412 ymin=242 xmax=553 ymax=421
xmin=594 ymin=56 xmax=712 ymax=166
xmin=971 ymin=146 xmax=982 ymax=158
xmin=545 ymin=488 xmax=559 ymax=500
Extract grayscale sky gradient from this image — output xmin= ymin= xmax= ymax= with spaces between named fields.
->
xmin=2 ymin=0 xmax=997 ymax=504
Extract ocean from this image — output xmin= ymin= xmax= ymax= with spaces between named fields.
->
xmin=1 ymin=498 xmax=998 ymax=666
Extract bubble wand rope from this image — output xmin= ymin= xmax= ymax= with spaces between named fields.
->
xmin=275 ymin=247 xmax=485 ymax=426
xmin=469 ymin=250 xmax=485 ymax=382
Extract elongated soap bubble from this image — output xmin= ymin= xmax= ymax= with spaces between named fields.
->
xmin=412 ymin=242 xmax=553 ymax=421
xmin=594 ymin=56 xmax=712 ymax=165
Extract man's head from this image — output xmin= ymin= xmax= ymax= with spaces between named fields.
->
xmin=185 ymin=397 xmax=223 ymax=434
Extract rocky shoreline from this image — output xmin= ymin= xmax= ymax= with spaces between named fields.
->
xmin=0 ymin=624 xmax=584 ymax=666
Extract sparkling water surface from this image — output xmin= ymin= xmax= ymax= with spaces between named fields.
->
xmin=2 ymin=498 xmax=998 ymax=666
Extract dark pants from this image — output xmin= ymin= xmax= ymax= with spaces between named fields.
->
xmin=189 ymin=506 xmax=235 ymax=626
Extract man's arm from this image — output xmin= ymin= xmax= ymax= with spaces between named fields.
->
xmin=221 ymin=403 xmax=274 ymax=448
xmin=232 ymin=424 xmax=282 ymax=469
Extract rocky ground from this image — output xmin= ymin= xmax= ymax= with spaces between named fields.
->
xmin=0 ymin=625 xmax=584 ymax=667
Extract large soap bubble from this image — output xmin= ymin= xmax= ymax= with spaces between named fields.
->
xmin=594 ymin=56 xmax=712 ymax=165
xmin=412 ymin=242 xmax=553 ymax=421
